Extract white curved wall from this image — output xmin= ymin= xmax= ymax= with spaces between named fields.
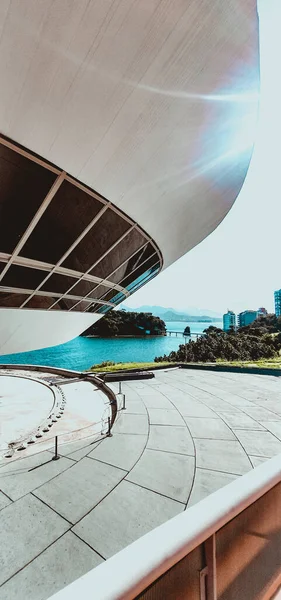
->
xmin=0 ymin=309 xmax=100 ymax=355
xmin=0 ymin=1 xmax=259 ymax=355
xmin=0 ymin=0 xmax=259 ymax=269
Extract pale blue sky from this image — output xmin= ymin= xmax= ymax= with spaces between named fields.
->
xmin=124 ymin=0 xmax=280 ymax=316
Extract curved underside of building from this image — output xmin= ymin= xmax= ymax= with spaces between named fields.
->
xmin=0 ymin=0 xmax=259 ymax=354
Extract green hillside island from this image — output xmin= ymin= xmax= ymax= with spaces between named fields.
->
xmin=82 ymin=310 xmax=166 ymax=337
xmin=155 ymin=314 xmax=281 ymax=364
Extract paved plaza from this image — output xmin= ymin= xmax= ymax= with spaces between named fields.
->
xmin=1 ymin=368 xmax=281 ymax=599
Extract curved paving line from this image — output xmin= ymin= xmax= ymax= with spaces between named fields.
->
xmin=110 ymin=383 xmax=150 ymax=466
xmin=162 ymin=370 xmax=281 ymax=426
xmin=161 ymin=370 xmax=281 ymax=466
xmin=157 ymin=372 xmax=255 ymax=472
xmin=187 ymin=369 xmax=281 ymax=399
xmin=179 ymin=372 xmax=281 ymax=436
xmin=135 ymin=379 xmax=197 ymax=509
xmin=147 ymin=383 xmax=246 ymax=505
xmin=66 ymin=381 xmax=150 ymax=493
xmin=162 ymin=370 xmax=257 ymax=408
xmin=68 ymin=385 xmax=151 ymax=551
xmin=189 ymin=379 xmax=281 ymax=417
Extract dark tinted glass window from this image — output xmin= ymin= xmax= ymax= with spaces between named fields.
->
xmin=109 ymin=244 xmax=155 ymax=285
xmin=101 ymin=289 xmax=126 ymax=304
xmin=41 ymin=273 xmax=79 ymax=294
xmin=54 ymin=297 xmax=92 ymax=311
xmin=86 ymin=303 xmax=111 ymax=314
xmin=90 ymin=228 xmax=146 ymax=280
xmin=109 ymin=291 xmax=126 ymax=304
xmin=63 ymin=209 xmax=130 ymax=272
xmin=0 ymin=145 xmax=56 ymax=253
xmin=96 ymin=304 xmax=111 ymax=314
xmin=69 ymin=279 xmax=97 ymax=297
xmin=0 ymin=292 xmax=29 ymax=307
xmin=68 ymin=300 xmax=93 ymax=312
xmin=1 ymin=265 xmax=46 ymax=290
xmin=126 ymin=264 xmax=160 ymax=294
xmin=24 ymin=295 xmax=56 ymax=309
xmin=71 ymin=280 xmax=111 ymax=299
xmin=21 ymin=181 xmax=104 ymax=264
xmin=121 ymin=256 xmax=159 ymax=290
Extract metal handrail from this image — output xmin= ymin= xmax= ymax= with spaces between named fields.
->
xmin=47 ymin=452 xmax=281 ymax=600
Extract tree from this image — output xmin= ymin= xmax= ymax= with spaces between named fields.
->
xmin=155 ymin=318 xmax=280 ymax=364
xmin=82 ymin=310 xmax=166 ymax=337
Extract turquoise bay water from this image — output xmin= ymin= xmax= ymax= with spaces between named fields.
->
xmin=0 ymin=320 xmax=222 ymax=371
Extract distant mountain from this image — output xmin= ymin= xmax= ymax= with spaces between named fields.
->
xmin=119 ymin=304 xmax=222 ymax=322
xmin=119 ymin=304 xmax=177 ymax=316
xmin=162 ymin=310 xmax=214 ymax=323
xmin=184 ymin=306 xmax=222 ymax=319
xmin=119 ymin=304 xmax=165 ymax=315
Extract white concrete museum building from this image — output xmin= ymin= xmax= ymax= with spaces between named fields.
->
xmin=0 ymin=0 xmax=259 ymax=355
xmin=4 ymin=4 xmax=281 ymax=600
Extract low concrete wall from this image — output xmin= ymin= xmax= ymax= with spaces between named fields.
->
xmin=88 ymin=362 xmax=281 ymax=378
xmin=180 ymin=363 xmax=281 ymax=377
xmin=0 ymin=363 xmax=85 ymax=378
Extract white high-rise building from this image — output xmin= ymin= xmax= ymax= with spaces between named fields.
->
xmin=223 ymin=310 xmax=236 ymax=332
xmin=238 ymin=310 xmax=258 ymax=328
xmin=275 ymin=290 xmax=281 ymax=317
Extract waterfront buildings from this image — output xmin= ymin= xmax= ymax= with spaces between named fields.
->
xmin=275 ymin=290 xmax=281 ymax=317
xmin=237 ymin=310 xmax=258 ymax=328
xmin=0 ymin=1 xmax=259 ymax=356
xmin=223 ymin=308 xmax=269 ymax=331
xmin=223 ymin=310 xmax=236 ymax=332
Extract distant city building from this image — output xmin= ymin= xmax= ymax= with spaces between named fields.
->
xmin=238 ymin=310 xmax=258 ymax=328
xmin=274 ymin=290 xmax=281 ymax=317
xmin=223 ymin=310 xmax=236 ymax=331
xmin=257 ymin=307 xmax=268 ymax=318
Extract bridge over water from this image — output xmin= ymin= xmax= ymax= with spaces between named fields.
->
xmin=166 ymin=330 xmax=204 ymax=340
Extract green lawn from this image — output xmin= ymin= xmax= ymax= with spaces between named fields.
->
xmin=88 ymin=361 xmax=174 ymax=373
xmin=88 ymin=357 xmax=281 ymax=374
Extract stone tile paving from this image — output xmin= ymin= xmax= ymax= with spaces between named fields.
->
xmin=0 ymin=531 xmax=103 ymax=600
xmin=1 ymin=368 xmax=281 ymax=599
xmin=33 ymin=457 xmax=126 ymax=524
xmin=0 ymin=494 xmax=70 ymax=586
xmin=0 ymin=451 xmax=73 ymax=501
xmin=0 ymin=491 xmax=11 ymax=511
xmin=126 ymin=448 xmax=195 ymax=502
xmin=72 ymin=480 xmax=184 ymax=559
